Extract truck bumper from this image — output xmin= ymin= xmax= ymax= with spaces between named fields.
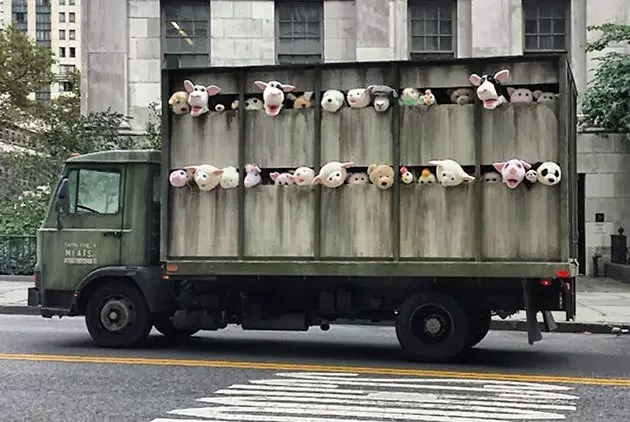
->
xmin=27 ymin=287 xmax=40 ymax=307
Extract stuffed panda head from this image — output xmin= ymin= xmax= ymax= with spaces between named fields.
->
xmin=536 ymin=162 xmax=561 ymax=186
xmin=525 ymin=169 xmax=538 ymax=183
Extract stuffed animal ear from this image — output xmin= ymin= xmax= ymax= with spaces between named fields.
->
xmin=184 ymin=166 xmax=197 ymax=176
xmin=507 ymin=87 xmax=515 ymax=96
xmin=270 ymin=172 xmax=280 ymax=181
xmin=463 ymin=175 xmax=476 ymax=182
xmin=521 ymin=160 xmax=532 ymax=170
xmin=531 ymin=161 xmax=543 ymax=171
xmin=493 ymin=162 xmax=505 ymax=172
xmin=213 ymin=169 xmax=224 ymax=175
xmin=254 ymin=81 xmax=268 ymax=91
xmin=311 ymin=175 xmax=321 ymax=185
xmin=303 ymin=91 xmax=314 ymax=100
xmin=468 ymin=74 xmax=482 ymax=86
xmin=207 ymin=85 xmax=221 ymax=96
xmin=494 ymin=69 xmax=510 ymax=83
xmin=168 ymin=97 xmax=176 ymax=105
xmin=367 ymin=164 xmax=376 ymax=175
xmin=428 ymin=160 xmax=443 ymax=167
xmin=446 ymin=89 xmax=454 ymax=96
xmin=341 ymin=162 xmax=354 ymax=169
xmin=532 ymin=90 xmax=542 ymax=99
xmin=184 ymin=80 xmax=194 ymax=93
xmin=281 ymin=84 xmax=295 ymax=93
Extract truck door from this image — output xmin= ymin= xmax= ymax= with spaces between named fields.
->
xmin=39 ymin=165 xmax=126 ymax=299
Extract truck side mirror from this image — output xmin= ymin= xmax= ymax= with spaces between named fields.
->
xmin=57 ymin=178 xmax=70 ymax=215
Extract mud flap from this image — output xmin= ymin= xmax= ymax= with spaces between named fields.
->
xmin=522 ymin=279 xmax=542 ymax=345
xmin=542 ymin=310 xmax=557 ymax=332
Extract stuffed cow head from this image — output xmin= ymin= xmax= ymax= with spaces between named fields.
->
xmin=254 ymin=80 xmax=296 ymax=117
xmin=468 ymin=69 xmax=510 ymax=109
xmin=183 ymin=80 xmax=222 ymax=117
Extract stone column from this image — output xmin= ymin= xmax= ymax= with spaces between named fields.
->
xmin=470 ymin=0 xmax=523 ymax=57
xmin=355 ymin=0 xmax=393 ymax=61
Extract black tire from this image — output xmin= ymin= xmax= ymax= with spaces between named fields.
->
xmin=85 ymin=282 xmax=152 ymax=348
xmin=465 ymin=306 xmax=492 ymax=348
xmin=153 ymin=313 xmax=199 ymax=339
xmin=395 ymin=292 xmax=469 ymax=362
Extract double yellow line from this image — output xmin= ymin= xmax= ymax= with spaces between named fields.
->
xmin=1 ymin=353 xmax=629 ymax=387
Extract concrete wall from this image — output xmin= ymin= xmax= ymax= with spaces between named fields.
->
xmin=578 ymin=132 xmax=630 ymax=275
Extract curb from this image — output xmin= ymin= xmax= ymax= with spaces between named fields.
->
xmin=490 ymin=320 xmax=628 ymax=334
xmin=0 ymin=275 xmax=33 ymax=282
xmin=0 ymin=305 xmax=41 ymax=316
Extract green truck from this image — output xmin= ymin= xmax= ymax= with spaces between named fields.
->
xmin=28 ymin=54 xmax=579 ymax=362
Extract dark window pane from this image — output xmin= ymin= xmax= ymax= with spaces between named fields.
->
xmin=523 ymin=6 xmax=536 ymax=19
xmin=278 ymin=6 xmax=292 ymax=20
xmin=411 ymin=37 xmax=425 ymax=52
xmin=423 ymin=7 xmax=438 ymax=19
xmin=425 ymin=20 xmax=438 ymax=35
xmin=193 ymin=4 xmax=208 ymax=19
xmin=550 ymin=5 xmax=565 ymax=18
xmin=553 ymin=18 xmax=565 ymax=34
xmin=539 ymin=19 xmax=552 ymax=34
xmin=179 ymin=5 xmax=194 ymax=19
xmin=438 ymin=5 xmax=452 ymax=19
xmin=553 ymin=35 xmax=566 ymax=50
xmin=525 ymin=19 xmax=537 ymax=34
xmin=439 ymin=20 xmax=452 ymax=35
xmin=278 ymin=37 xmax=293 ymax=54
xmin=303 ymin=5 xmax=319 ymax=21
xmin=179 ymin=54 xmax=208 ymax=68
xmin=293 ymin=22 xmax=306 ymax=37
xmin=540 ymin=35 xmax=553 ymax=50
xmin=410 ymin=6 xmax=423 ymax=19
xmin=426 ymin=36 xmax=439 ymax=50
xmin=525 ymin=35 xmax=538 ymax=50
xmin=440 ymin=36 xmax=452 ymax=51
xmin=165 ymin=37 xmax=180 ymax=52
xmin=411 ymin=20 xmax=423 ymax=36
xmin=306 ymin=22 xmax=320 ymax=38
xmin=279 ymin=22 xmax=292 ymax=37
xmin=538 ymin=6 xmax=552 ymax=18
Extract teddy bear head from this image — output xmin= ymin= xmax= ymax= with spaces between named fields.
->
xmin=447 ymin=88 xmax=475 ymax=105
xmin=368 ymin=164 xmax=395 ymax=190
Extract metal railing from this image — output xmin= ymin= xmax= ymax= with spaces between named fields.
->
xmin=0 ymin=235 xmax=36 ymax=275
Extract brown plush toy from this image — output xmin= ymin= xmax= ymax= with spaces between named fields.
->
xmin=168 ymin=91 xmax=190 ymax=115
xmin=367 ymin=164 xmax=395 ymax=190
xmin=293 ymin=91 xmax=314 ymax=109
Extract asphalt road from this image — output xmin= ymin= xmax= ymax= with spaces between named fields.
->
xmin=1 ymin=314 xmax=629 ymax=422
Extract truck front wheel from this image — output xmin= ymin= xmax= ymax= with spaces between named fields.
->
xmin=395 ymin=292 xmax=469 ymax=362
xmin=85 ymin=282 xmax=153 ymax=348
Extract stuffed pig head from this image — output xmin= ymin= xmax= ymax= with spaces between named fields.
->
xmin=169 ymin=166 xmax=197 ymax=187
xmin=254 ymin=80 xmax=295 ymax=117
xmin=346 ymin=88 xmax=371 ymax=109
xmin=270 ymin=172 xmax=294 ymax=186
xmin=184 ymin=80 xmax=222 ymax=117
xmin=367 ymin=85 xmax=398 ymax=112
xmin=493 ymin=159 xmax=531 ymax=189
xmin=468 ymin=69 xmax=510 ymax=109
xmin=290 ymin=166 xmax=315 ymax=185
xmin=244 ymin=163 xmax=262 ymax=188
xmin=312 ymin=161 xmax=355 ymax=188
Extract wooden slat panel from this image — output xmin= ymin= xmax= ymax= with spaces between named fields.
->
xmin=321 ymin=108 xmax=393 ymax=167
xmin=246 ymin=69 xmax=317 ymax=93
xmin=320 ymin=185 xmax=393 ymax=257
xmin=169 ymin=187 xmax=239 ymax=257
xmin=400 ymin=105 xmax=476 ymax=166
xmin=400 ymin=184 xmax=476 ymax=258
xmin=244 ymin=186 xmax=316 ymax=257
xmin=170 ymin=72 xmax=238 ymax=95
xmin=321 ymin=67 xmax=396 ymax=91
xmin=245 ymin=109 xmax=315 ymax=168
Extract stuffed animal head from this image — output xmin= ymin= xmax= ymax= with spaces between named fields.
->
xmin=533 ymin=161 xmax=562 ymax=186
xmin=481 ymin=172 xmax=501 ymax=183
xmin=194 ymin=164 xmax=224 ymax=191
xmin=507 ymin=87 xmax=534 ymax=103
xmin=447 ymin=88 xmax=475 ymax=105
xmin=493 ymin=159 xmax=531 ymax=189
xmin=468 ymin=69 xmax=510 ymax=109
xmin=401 ymin=87 xmax=420 ymax=106
xmin=291 ymin=166 xmax=315 ymax=185
xmin=293 ymin=92 xmax=314 ymax=109
xmin=169 ymin=166 xmax=197 ymax=187
xmin=418 ymin=168 xmax=436 ymax=185
xmin=367 ymin=164 xmax=395 ymax=190
xmin=244 ymin=97 xmax=263 ymax=110
xmin=231 ymin=100 xmax=240 ymax=110
xmin=422 ymin=89 xmax=436 ymax=106
xmin=270 ymin=171 xmax=294 ymax=185
xmin=321 ymin=90 xmax=345 ymax=112
xmin=400 ymin=166 xmax=414 ymax=184
xmin=168 ymin=91 xmax=190 ymax=115
xmin=184 ymin=80 xmax=222 ymax=117
xmin=525 ymin=169 xmax=538 ymax=183
xmin=346 ymin=88 xmax=371 ymax=109
xmin=346 ymin=172 xmax=369 ymax=185
xmin=429 ymin=159 xmax=475 ymax=187
xmin=219 ymin=166 xmax=239 ymax=189
xmin=244 ymin=163 xmax=262 ymax=188
xmin=533 ymin=90 xmax=559 ymax=103
xmin=312 ymin=161 xmax=354 ymax=188
xmin=367 ymin=85 xmax=398 ymax=112
xmin=254 ymin=80 xmax=295 ymax=117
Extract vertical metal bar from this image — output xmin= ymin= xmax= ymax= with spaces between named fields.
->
xmin=473 ymin=81 xmax=484 ymax=262
xmin=237 ymin=68 xmax=246 ymax=259
xmin=313 ymin=66 xmax=322 ymax=260
xmin=159 ymin=69 xmax=172 ymax=263
xmin=557 ymin=56 xmax=570 ymax=262
xmin=391 ymin=62 xmax=402 ymax=261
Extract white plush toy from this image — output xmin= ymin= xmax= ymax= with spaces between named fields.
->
xmin=291 ymin=166 xmax=315 ymax=185
xmin=346 ymin=88 xmax=371 ymax=109
xmin=270 ymin=172 xmax=294 ymax=185
xmin=482 ymin=172 xmax=501 ymax=183
xmin=321 ymin=90 xmax=345 ymax=112
xmin=429 ymin=159 xmax=475 ymax=187
xmin=312 ymin=161 xmax=355 ymax=188
xmin=194 ymin=164 xmax=224 ymax=191
xmin=219 ymin=166 xmax=239 ymax=189
xmin=532 ymin=161 xmax=562 ymax=186
xmin=533 ymin=90 xmax=559 ymax=103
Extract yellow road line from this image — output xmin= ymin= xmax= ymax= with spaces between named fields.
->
xmin=0 ymin=353 xmax=629 ymax=387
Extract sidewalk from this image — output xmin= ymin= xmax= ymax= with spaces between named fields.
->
xmin=1 ymin=276 xmax=629 ymax=333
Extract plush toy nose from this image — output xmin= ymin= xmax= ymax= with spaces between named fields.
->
xmin=380 ymin=181 xmax=387 ymax=186
xmin=269 ymin=91 xmax=281 ymax=97
xmin=327 ymin=98 xmax=332 ymax=103
xmin=549 ymin=177 xmax=555 ymax=183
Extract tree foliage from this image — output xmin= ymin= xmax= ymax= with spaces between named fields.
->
xmin=581 ymin=23 xmax=630 ymax=137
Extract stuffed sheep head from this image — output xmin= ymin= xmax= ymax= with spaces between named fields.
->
xmin=183 ymin=80 xmax=222 ymax=117
xmin=219 ymin=166 xmax=239 ymax=189
xmin=429 ymin=159 xmax=475 ymax=187
xmin=194 ymin=164 xmax=224 ymax=191
xmin=507 ymin=87 xmax=534 ymax=103
xmin=321 ymin=90 xmax=345 ymax=112
xmin=291 ymin=166 xmax=315 ymax=186
xmin=312 ymin=161 xmax=355 ymax=188
xmin=254 ymin=80 xmax=295 ymax=117
xmin=367 ymin=85 xmax=398 ymax=112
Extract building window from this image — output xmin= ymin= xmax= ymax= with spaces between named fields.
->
xmin=69 ymin=29 xmax=75 ymax=40
xmin=69 ymin=47 xmax=75 ymax=57
xmin=36 ymin=88 xmax=51 ymax=101
xmin=59 ymin=0 xmax=65 ymax=4
xmin=69 ymin=12 xmax=75 ymax=23
xmin=162 ymin=0 xmax=210 ymax=68
xmin=276 ymin=0 xmax=322 ymax=64
xmin=408 ymin=0 xmax=455 ymax=60
xmin=69 ymin=0 xmax=75 ymax=5
xmin=59 ymin=29 xmax=66 ymax=39
xmin=523 ymin=0 xmax=568 ymax=52
xmin=59 ymin=47 xmax=66 ymax=57
xmin=12 ymin=0 xmax=28 ymax=32
xmin=60 ymin=81 xmax=73 ymax=92
xmin=59 ymin=12 xmax=65 ymax=22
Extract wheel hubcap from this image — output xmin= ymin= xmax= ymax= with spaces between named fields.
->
xmin=409 ymin=304 xmax=454 ymax=344
xmin=100 ymin=298 xmax=135 ymax=332
xmin=425 ymin=316 xmax=442 ymax=335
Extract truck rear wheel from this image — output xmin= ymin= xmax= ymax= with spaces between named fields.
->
xmin=85 ymin=282 xmax=152 ymax=348
xmin=153 ymin=313 xmax=199 ymax=339
xmin=395 ymin=292 xmax=469 ymax=362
